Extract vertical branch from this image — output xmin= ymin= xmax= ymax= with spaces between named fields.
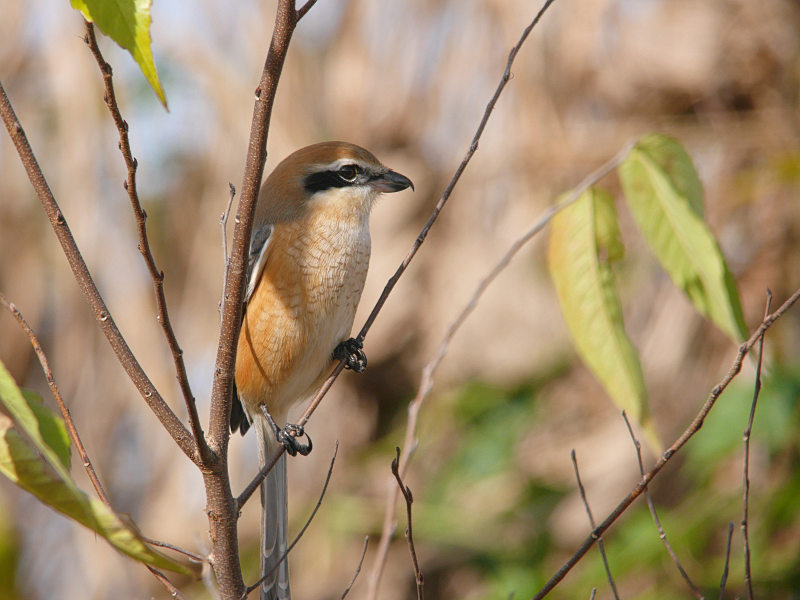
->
xmin=571 ymin=450 xmax=619 ymax=600
xmin=0 ymin=81 xmax=197 ymax=462
xmin=391 ymin=448 xmax=424 ymax=600
xmin=83 ymin=22 xmax=210 ymax=464
xmin=741 ymin=290 xmax=771 ymax=600
xmin=719 ymin=522 xmax=735 ymax=599
xmin=203 ymin=2 xmax=311 ymax=596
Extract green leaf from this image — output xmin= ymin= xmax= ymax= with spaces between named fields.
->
xmin=619 ymin=134 xmax=747 ymax=341
xmin=549 ymin=188 xmax=660 ymax=450
xmin=22 ymin=390 xmax=71 ymax=471
xmin=0 ymin=360 xmax=194 ymax=575
xmin=71 ymin=0 xmax=167 ymax=108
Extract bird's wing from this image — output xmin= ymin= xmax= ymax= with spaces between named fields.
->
xmin=231 ymin=223 xmax=274 ymax=436
xmin=245 ymin=223 xmax=273 ymax=304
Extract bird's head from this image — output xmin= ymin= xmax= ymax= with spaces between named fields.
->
xmin=258 ymin=141 xmax=414 ymax=223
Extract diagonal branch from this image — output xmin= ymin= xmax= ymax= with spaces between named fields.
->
xmin=0 ymin=80 xmax=197 ymax=462
xmin=532 ymin=285 xmax=800 ymax=599
xmin=1 ymin=292 xmax=201 ymax=595
xmin=236 ymin=0 xmax=563 ymax=516
xmin=366 ymin=139 xmax=632 ymax=599
xmin=83 ymin=22 xmax=210 ymax=465
xmin=0 ymin=292 xmax=111 ymax=504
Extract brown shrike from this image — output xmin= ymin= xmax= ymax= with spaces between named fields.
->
xmin=231 ymin=141 xmax=413 ymax=600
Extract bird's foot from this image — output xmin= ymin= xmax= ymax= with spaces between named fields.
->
xmin=262 ymin=408 xmax=313 ymax=457
xmin=333 ymin=337 xmax=367 ymax=373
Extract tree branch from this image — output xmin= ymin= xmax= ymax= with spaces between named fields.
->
xmin=571 ymin=449 xmax=619 ymax=599
xmin=366 ymin=139 xmax=632 ymax=599
xmin=621 ymin=411 xmax=704 ymax=599
xmin=0 ymin=80 xmax=197 ymax=462
xmin=83 ymin=22 xmax=211 ymax=465
xmin=741 ymin=290 xmax=771 ymax=600
xmin=203 ymin=1 xmax=306 ymax=596
xmin=531 ymin=285 xmax=800 ymax=599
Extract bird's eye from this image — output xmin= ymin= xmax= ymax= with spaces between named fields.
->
xmin=337 ymin=165 xmax=360 ymax=183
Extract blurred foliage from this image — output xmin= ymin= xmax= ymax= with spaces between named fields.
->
xmin=1 ymin=0 xmax=800 ymax=598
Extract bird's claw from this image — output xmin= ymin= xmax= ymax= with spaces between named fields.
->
xmin=263 ymin=410 xmax=313 ymax=457
xmin=333 ymin=337 xmax=367 ymax=373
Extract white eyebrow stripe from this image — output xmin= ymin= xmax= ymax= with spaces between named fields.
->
xmin=309 ymin=158 xmax=376 ymax=173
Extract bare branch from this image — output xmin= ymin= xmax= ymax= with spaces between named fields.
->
xmin=1 ymin=293 xmax=202 ymax=591
xmin=392 ymin=447 xmax=424 ymax=600
xmin=719 ymin=522 xmax=735 ymax=600
xmin=532 ymin=285 xmax=800 ymax=600
xmin=742 ymin=290 xmax=771 ymax=600
xmin=0 ymin=292 xmax=111 ymax=504
xmin=146 ymin=565 xmax=189 ymax=600
xmin=0 ymin=81 xmax=197 ymax=462
xmin=621 ymin=411 xmax=704 ymax=599
xmin=296 ymin=0 xmax=319 ymax=21
xmin=203 ymin=1 xmax=311 ymax=594
xmin=242 ymin=442 xmax=339 ymax=598
xmin=571 ymin=450 xmax=619 ymax=600
xmin=367 ymin=139 xmax=633 ymax=597
xmin=82 ymin=23 xmax=210 ymax=464
xmin=341 ymin=536 xmax=370 ymax=600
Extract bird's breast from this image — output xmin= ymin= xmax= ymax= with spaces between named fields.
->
xmin=235 ymin=215 xmax=371 ymax=421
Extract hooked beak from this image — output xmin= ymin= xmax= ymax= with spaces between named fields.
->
xmin=371 ymin=169 xmax=414 ymax=193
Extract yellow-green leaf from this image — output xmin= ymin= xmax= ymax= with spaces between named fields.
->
xmin=0 ymin=360 xmax=195 ymax=575
xmin=70 ymin=0 xmax=167 ymax=108
xmin=549 ymin=188 xmax=660 ymax=450
xmin=619 ymin=134 xmax=747 ymax=342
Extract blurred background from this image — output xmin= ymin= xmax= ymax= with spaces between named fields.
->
xmin=1 ymin=0 xmax=800 ymax=598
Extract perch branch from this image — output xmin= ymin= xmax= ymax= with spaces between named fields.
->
xmin=366 ymin=139 xmax=633 ymax=596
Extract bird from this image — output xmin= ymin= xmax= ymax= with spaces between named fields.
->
xmin=231 ymin=141 xmax=413 ymax=600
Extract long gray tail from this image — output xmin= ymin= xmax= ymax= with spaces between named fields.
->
xmin=256 ymin=418 xmax=290 ymax=600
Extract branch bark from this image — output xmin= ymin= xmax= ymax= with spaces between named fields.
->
xmin=203 ymin=1 xmax=306 ymax=596
xmin=0 ymin=80 xmax=197 ymax=462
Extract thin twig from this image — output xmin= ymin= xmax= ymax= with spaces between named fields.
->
xmin=589 ymin=589 xmax=597 ymax=600
xmin=0 ymin=294 xmax=198 ymax=591
xmin=0 ymin=292 xmax=111 ymax=504
xmin=341 ymin=536 xmax=370 ymax=600
xmin=0 ymin=82 xmax=196 ymax=462
xmin=571 ymin=450 xmax=619 ymax=600
xmin=219 ymin=183 xmax=237 ymax=325
xmin=146 ymin=565 xmax=189 ymax=600
xmin=296 ymin=0 xmax=319 ymax=20
xmin=142 ymin=536 xmax=206 ymax=564
xmin=83 ymin=23 xmax=209 ymax=464
xmin=392 ymin=447 xmax=424 ymax=600
xmin=742 ymin=290 xmax=771 ymax=600
xmin=532 ymin=285 xmax=800 ymax=600
xmin=367 ymin=140 xmax=634 ymax=598
xmin=621 ymin=411 xmax=704 ymax=599
xmin=719 ymin=522 xmax=734 ymax=600
xmin=242 ymin=442 xmax=339 ymax=598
